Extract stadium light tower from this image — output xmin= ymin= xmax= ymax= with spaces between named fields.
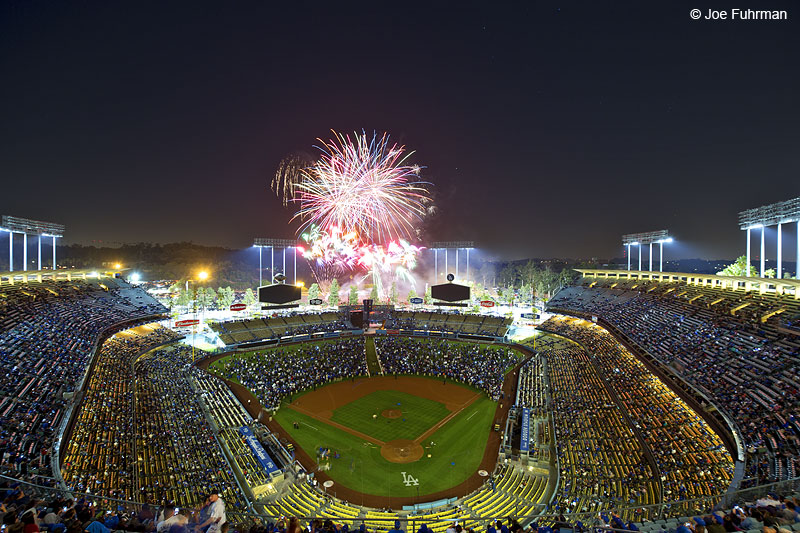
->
xmin=431 ymin=242 xmax=475 ymax=281
xmin=254 ymin=238 xmax=296 ymax=286
xmin=622 ymin=230 xmax=670 ymax=272
xmin=2 ymin=216 xmax=64 ymax=272
xmin=739 ymin=197 xmax=800 ymax=279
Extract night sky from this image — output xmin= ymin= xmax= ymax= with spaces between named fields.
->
xmin=1 ymin=1 xmax=798 ymax=260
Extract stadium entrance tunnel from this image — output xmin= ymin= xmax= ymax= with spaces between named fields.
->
xmin=380 ymin=439 xmax=424 ymax=463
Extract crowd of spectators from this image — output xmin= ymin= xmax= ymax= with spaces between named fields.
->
xmin=0 ymin=476 xmax=230 ymax=533
xmin=527 ymin=490 xmax=800 ymax=533
xmin=527 ymin=334 xmax=657 ymax=521
xmin=538 ymin=317 xmax=734 ymax=514
xmin=132 ymin=345 xmax=247 ymax=510
xmin=210 ymin=338 xmax=368 ymax=409
xmin=0 ymin=279 xmax=166 ymax=483
xmin=61 ymin=331 xmax=246 ymax=512
xmin=548 ymin=284 xmax=800 ymax=485
xmin=210 ymin=313 xmax=350 ymax=346
xmin=374 ymin=337 xmax=519 ymax=400
xmin=61 ymin=325 xmax=183 ymax=499
xmin=384 ymin=312 xmax=512 ymax=338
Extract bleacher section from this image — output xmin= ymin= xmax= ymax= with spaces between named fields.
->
xmin=576 ymin=273 xmax=800 ymax=332
xmin=0 ymin=278 xmax=166 ymax=482
xmin=262 ymin=463 xmax=549 ymax=532
xmin=386 ymin=311 xmax=512 ymax=337
xmin=210 ymin=312 xmax=348 ymax=346
xmin=539 ymin=318 xmax=734 ymax=515
xmin=549 ymin=282 xmax=800 ymax=484
xmin=61 ymin=336 xmax=247 ymax=510
xmin=533 ymin=334 xmax=660 ymax=521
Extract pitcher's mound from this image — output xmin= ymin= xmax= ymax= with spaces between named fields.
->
xmin=381 ymin=409 xmax=402 ymax=419
xmin=380 ymin=439 xmax=424 ymax=463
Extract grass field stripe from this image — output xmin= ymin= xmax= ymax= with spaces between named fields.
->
xmin=289 ymin=404 xmax=385 ymax=445
xmin=301 ymin=421 xmax=319 ymax=431
xmin=413 ymin=392 xmax=483 ymax=445
xmin=465 ymin=409 xmax=479 ymax=421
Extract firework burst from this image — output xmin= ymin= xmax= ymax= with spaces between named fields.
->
xmin=291 ymin=131 xmax=432 ymax=244
xmin=272 ymin=154 xmax=311 ymax=207
xmin=275 ymin=130 xmax=432 ymax=294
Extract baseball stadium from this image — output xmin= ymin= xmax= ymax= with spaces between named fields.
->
xmin=4 ymin=4 xmax=800 ymax=533
xmin=1 ymin=192 xmax=800 ymax=533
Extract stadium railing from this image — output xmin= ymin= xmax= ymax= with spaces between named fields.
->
xmin=4 ymin=473 xmax=799 ymax=531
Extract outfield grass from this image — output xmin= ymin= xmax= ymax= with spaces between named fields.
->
xmin=330 ymin=390 xmax=449 ymax=442
xmin=272 ymin=381 xmax=496 ymax=498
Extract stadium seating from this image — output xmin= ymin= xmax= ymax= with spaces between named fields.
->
xmin=385 ymin=311 xmax=512 ymax=337
xmin=61 ymin=333 xmax=247 ymax=511
xmin=209 ymin=338 xmax=368 ymax=409
xmin=0 ymin=278 xmax=166 ymax=482
xmin=209 ymin=312 xmax=350 ymax=346
xmin=533 ymin=317 xmax=734 ymax=520
xmin=375 ymin=337 xmax=520 ymax=400
xmin=548 ymin=283 xmax=800 ymax=485
xmin=7 ymin=272 xmax=794 ymax=531
xmin=261 ymin=463 xmax=550 ymax=533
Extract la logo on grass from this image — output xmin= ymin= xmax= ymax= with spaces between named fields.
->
xmin=401 ymin=472 xmax=419 ymax=486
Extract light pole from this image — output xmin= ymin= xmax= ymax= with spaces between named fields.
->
xmin=627 ymin=243 xmax=631 ymax=271
xmin=746 ymin=227 xmax=751 ymax=277
xmin=657 ymin=237 xmax=672 ymax=272
xmin=638 ymin=243 xmax=642 ymax=271
xmin=257 ymin=245 xmax=263 ymax=286
xmin=777 ymin=222 xmax=782 ymax=279
xmin=186 ymin=270 xmax=210 ymax=362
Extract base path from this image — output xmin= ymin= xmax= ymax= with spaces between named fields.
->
xmin=203 ymin=346 xmax=533 ymax=509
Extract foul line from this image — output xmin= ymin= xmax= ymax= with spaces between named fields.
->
xmin=414 ymin=392 xmax=482 ymax=445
